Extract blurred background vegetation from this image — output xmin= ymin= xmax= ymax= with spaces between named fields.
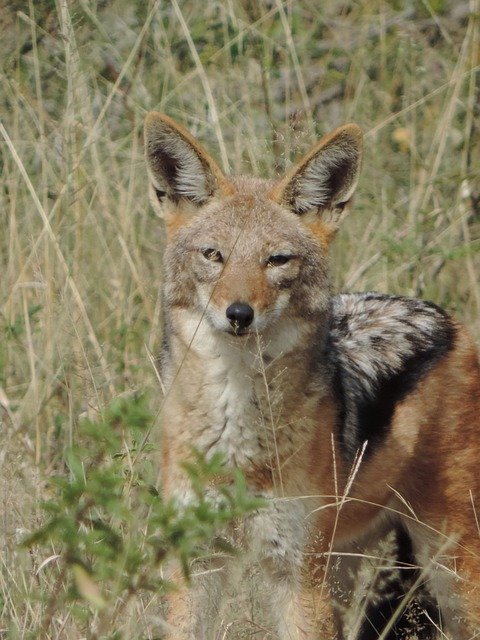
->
xmin=1 ymin=0 xmax=479 ymax=637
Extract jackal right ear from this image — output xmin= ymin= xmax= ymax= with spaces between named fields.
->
xmin=144 ymin=112 xmax=231 ymax=219
xmin=271 ymin=124 xmax=363 ymax=221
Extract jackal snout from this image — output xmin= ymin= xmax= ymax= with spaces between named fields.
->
xmin=225 ymin=302 xmax=254 ymax=333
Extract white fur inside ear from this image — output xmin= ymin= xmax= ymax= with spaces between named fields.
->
xmin=293 ymin=146 xmax=359 ymax=213
xmin=161 ymin=134 xmax=209 ymax=202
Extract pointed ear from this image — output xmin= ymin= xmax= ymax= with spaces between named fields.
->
xmin=144 ymin=112 xmax=231 ymax=220
xmin=271 ymin=124 xmax=363 ymax=219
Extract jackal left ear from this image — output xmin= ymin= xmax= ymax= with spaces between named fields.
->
xmin=272 ymin=124 xmax=363 ymax=219
xmin=144 ymin=112 xmax=231 ymax=218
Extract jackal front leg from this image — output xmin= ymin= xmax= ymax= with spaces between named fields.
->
xmin=164 ymin=553 xmax=237 ymax=640
xmin=247 ymin=497 xmax=335 ymax=639
xmin=265 ymin=569 xmax=335 ymax=640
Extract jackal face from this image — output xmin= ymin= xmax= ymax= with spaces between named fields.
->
xmin=145 ymin=113 xmax=362 ymax=344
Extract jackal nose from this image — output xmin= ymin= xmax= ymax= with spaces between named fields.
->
xmin=226 ymin=302 xmax=254 ymax=330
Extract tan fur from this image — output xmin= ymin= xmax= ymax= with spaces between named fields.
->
xmin=144 ymin=113 xmax=480 ymax=639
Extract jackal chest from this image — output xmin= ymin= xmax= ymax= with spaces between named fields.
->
xmin=186 ymin=354 xmax=290 ymax=468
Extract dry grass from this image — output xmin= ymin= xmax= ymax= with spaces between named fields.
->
xmin=1 ymin=0 xmax=479 ymax=637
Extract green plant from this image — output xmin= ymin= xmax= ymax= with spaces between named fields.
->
xmin=22 ymin=394 xmax=263 ymax=637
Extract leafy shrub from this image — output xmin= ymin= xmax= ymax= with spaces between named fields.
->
xmin=23 ymin=394 xmax=263 ymax=636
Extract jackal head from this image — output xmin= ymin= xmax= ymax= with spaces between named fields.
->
xmin=144 ymin=113 xmax=362 ymax=347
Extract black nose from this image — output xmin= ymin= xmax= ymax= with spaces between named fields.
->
xmin=226 ymin=302 xmax=254 ymax=330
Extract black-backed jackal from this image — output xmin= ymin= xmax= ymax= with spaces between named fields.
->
xmin=144 ymin=112 xmax=480 ymax=639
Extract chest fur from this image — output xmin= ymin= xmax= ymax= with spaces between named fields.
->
xmin=169 ymin=346 xmax=303 ymax=469
xmin=198 ymin=354 xmax=282 ymax=466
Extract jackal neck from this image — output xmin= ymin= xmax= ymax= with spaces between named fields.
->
xmin=158 ymin=305 xmax=333 ymax=473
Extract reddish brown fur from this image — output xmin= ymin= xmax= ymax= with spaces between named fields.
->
xmin=305 ymin=220 xmax=337 ymax=249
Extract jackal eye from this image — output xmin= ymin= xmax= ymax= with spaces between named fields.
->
xmin=267 ymin=254 xmax=292 ymax=267
xmin=201 ymin=248 xmax=223 ymax=263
